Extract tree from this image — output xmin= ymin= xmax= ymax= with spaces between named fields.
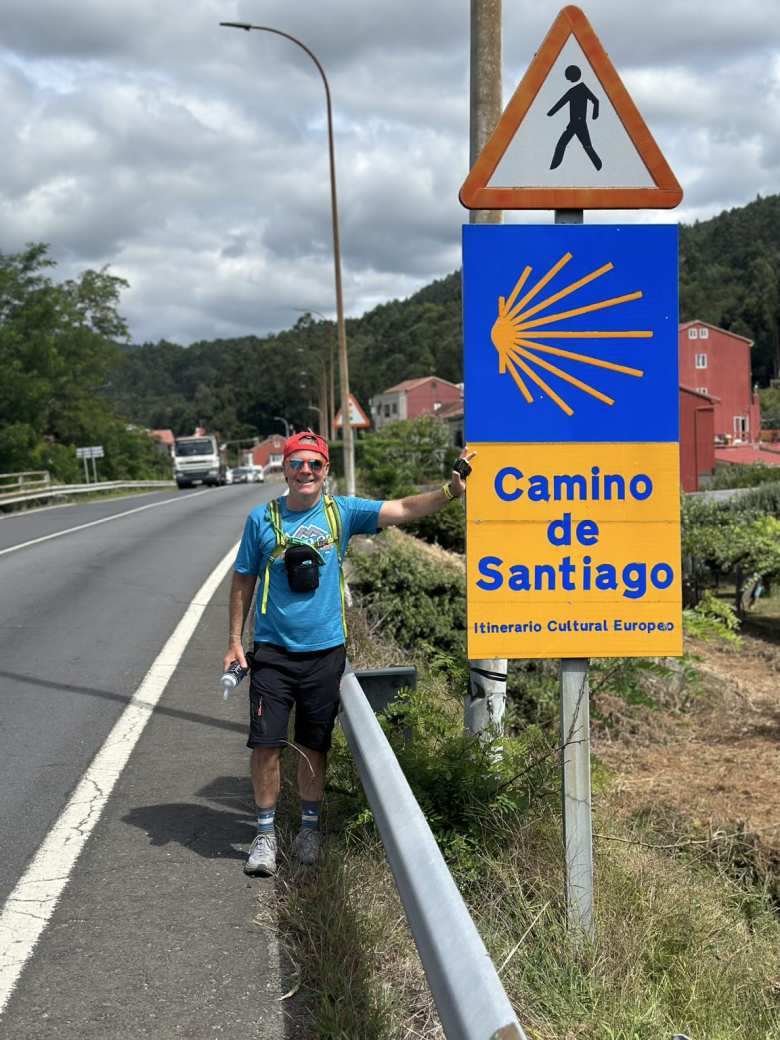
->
xmin=358 ymin=416 xmax=452 ymax=499
xmin=0 ymin=244 xmax=168 ymax=480
xmin=682 ymin=493 xmax=780 ymax=612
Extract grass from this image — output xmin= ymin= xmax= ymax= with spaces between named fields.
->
xmin=703 ymin=581 xmax=780 ymax=644
xmin=268 ymin=565 xmax=780 ymax=1039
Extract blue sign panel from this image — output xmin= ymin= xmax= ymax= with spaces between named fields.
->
xmin=463 ymin=224 xmax=678 ymax=443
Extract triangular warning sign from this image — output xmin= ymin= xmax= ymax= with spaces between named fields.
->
xmin=460 ymin=5 xmax=682 ymax=210
xmin=334 ymin=393 xmax=371 ymax=429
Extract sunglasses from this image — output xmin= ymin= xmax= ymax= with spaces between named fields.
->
xmin=288 ymin=458 xmax=325 ymax=473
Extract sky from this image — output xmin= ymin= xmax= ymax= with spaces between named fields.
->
xmin=0 ymin=1 xmax=778 ymax=346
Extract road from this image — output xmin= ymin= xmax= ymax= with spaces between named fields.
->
xmin=0 ymin=483 xmax=299 ymax=1038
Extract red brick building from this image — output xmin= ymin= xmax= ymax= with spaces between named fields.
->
xmin=246 ymin=435 xmax=285 ymax=471
xmin=679 ymin=387 xmax=716 ymax=492
xmin=678 ymin=321 xmax=760 ymax=444
xmin=370 ymin=377 xmax=463 ymax=431
xmin=149 ymin=429 xmax=175 ymax=455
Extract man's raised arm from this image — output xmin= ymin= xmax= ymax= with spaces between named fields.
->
xmin=377 ymin=449 xmax=476 ymax=528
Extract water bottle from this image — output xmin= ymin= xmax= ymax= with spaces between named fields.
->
xmin=220 ymin=660 xmax=248 ymax=700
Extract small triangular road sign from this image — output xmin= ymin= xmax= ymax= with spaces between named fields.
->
xmin=334 ymin=393 xmax=371 ymax=429
xmin=460 ymin=5 xmax=682 ymax=210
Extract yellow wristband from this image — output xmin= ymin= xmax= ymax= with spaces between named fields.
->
xmin=441 ymin=482 xmax=455 ymax=501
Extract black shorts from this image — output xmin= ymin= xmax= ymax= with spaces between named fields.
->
xmin=247 ymin=642 xmax=347 ymax=752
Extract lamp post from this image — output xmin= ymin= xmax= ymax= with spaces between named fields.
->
xmin=273 ymin=415 xmax=291 ymax=438
xmin=220 ymin=21 xmax=355 ymax=493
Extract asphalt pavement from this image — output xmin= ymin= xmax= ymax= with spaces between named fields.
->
xmin=0 ymin=483 xmax=303 ymax=1038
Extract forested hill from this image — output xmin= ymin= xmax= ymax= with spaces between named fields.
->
xmin=110 ymin=194 xmax=780 ymax=440
xmin=680 ymin=193 xmax=780 ymax=385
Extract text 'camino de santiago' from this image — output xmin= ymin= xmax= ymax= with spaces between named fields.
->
xmin=476 ymin=465 xmax=674 ymax=601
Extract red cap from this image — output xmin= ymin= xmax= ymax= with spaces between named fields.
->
xmin=283 ymin=430 xmax=329 ymax=462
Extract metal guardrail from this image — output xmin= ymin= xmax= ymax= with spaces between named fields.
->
xmin=0 ymin=470 xmax=50 ymax=493
xmin=339 ymin=669 xmax=526 ymax=1040
xmin=0 ymin=481 xmax=175 ymax=507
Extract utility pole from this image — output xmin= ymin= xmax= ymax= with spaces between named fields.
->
xmin=465 ymin=0 xmax=508 ymax=741
xmin=470 ymin=0 xmax=503 ymax=216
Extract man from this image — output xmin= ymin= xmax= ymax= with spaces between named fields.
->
xmin=224 ymin=430 xmax=473 ymax=876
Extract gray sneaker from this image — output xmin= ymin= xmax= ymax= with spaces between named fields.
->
xmin=244 ymin=832 xmax=277 ymax=876
xmin=293 ymin=827 xmax=321 ymax=866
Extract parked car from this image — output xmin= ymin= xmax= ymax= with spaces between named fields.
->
xmin=232 ymin=466 xmax=265 ymax=484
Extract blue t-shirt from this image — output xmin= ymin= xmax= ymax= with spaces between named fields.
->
xmin=234 ymin=494 xmax=382 ymax=652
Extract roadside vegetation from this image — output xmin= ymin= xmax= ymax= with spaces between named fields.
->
xmin=707 ymin=461 xmax=780 ymax=490
xmin=682 ymin=481 xmax=780 ymax=613
xmin=273 ymin=537 xmax=780 ymax=1039
xmin=268 ymin=420 xmax=780 ymax=1039
xmin=0 ymin=244 xmax=171 ymax=483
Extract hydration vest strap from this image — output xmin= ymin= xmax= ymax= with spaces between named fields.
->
xmin=323 ymin=495 xmax=347 ymax=637
xmin=260 ymin=500 xmax=286 ymax=614
xmin=259 ymin=496 xmax=347 ymax=636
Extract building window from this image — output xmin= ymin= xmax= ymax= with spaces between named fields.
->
xmin=695 ymin=353 xmax=708 ymax=369
xmin=734 ymin=416 xmax=748 ymax=437
xmin=688 ymin=328 xmax=699 ymax=340
xmin=699 ymin=327 xmax=709 ymax=340
xmin=391 ymin=402 xmax=398 ymax=415
xmin=384 ymin=404 xmax=391 ymax=417
xmin=696 ymin=387 xmax=708 ymax=396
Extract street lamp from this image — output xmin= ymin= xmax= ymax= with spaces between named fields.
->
xmin=220 ymin=21 xmax=356 ymax=494
xmin=273 ymin=415 xmax=291 ymax=438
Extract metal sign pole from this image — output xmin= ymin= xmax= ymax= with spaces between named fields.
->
xmin=82 ymin=456 xmax=89 ymax=484
xmin=554 ymin=206 xmax=594 ymax=940
xmin=91 ymin=455 xmax=97 ymax=483
xmin=559 ymin=657 xmax=593 ymax=938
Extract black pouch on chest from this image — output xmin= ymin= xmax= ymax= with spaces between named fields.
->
xmin=284 ymin=544 xmax=321 ymax=593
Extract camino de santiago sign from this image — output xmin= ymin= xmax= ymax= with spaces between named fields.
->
xmin=463 ymin=224 xmax=682 ymax=659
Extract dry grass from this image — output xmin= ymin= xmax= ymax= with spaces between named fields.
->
xmin=476 ymin=813 xmax=780 ymax=1039
xmin=274 ymin=785 xmax=780 ymax=1038
xmin=276 ymin=833 xmax=444 ymax=1040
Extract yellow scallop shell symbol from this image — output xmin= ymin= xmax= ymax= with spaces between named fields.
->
xmin=490 ymin=251 xmax=652 ymax=416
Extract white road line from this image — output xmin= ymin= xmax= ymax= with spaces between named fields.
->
xmin=0 ymin=539 xmax=240 ymax=1017
xmin=0 ymin=489 xmax=211 ymax=558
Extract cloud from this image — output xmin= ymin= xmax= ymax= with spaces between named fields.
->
xmin=0 ymin=0 xmax=777 ymax=345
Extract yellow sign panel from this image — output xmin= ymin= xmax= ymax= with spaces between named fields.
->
xmin=466 ymin=443 xmax=682 ymax=659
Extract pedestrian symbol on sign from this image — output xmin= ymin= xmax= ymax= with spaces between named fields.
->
xmin=547 ymin=65 xmax=602 ymax=171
